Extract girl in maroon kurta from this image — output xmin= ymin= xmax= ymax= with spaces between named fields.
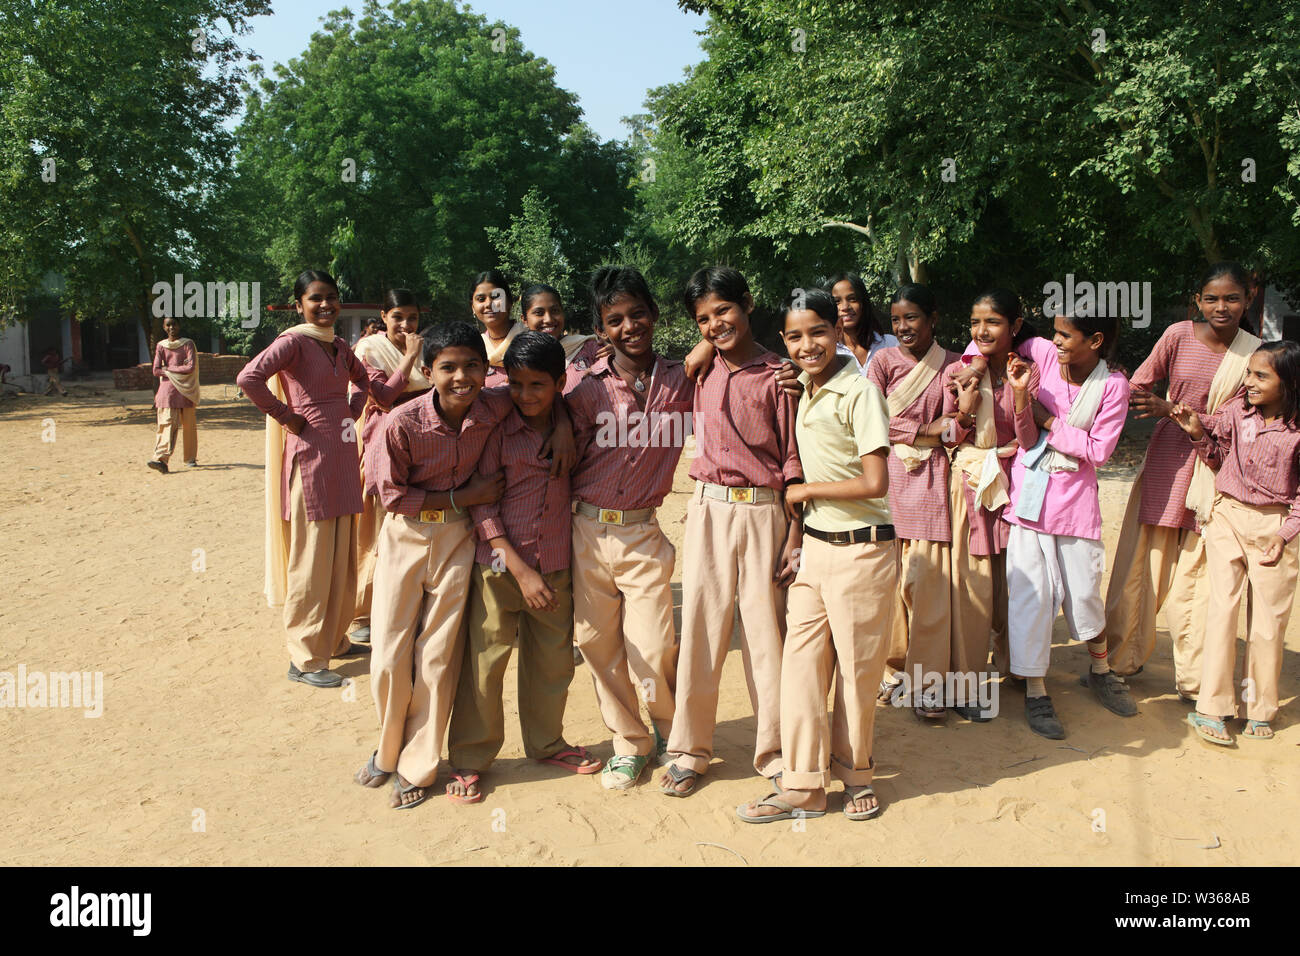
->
xmin=1102 ymin=262 xmax=1261 ymax=696
xmin=237 ymin=270 xmax=408 ymax=688
xmin=147 ymin=316 xmax=199 ymax=473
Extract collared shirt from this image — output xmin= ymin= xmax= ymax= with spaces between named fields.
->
xmin=796 ymin=356 xmax=891 ymax=530
xmin=153 ymin=341 xmax=196 ymax=409
xmin=470 ymin=408 xmax=572 ymax=573
xmin=690 ymin=348 xmax=802 ymax=488
xmin=1193 ymin=392 xmax=1300 ymax=541
xmin=568 ymin=354 xmax=694 ymax=510
xmin=837 ymin=334 xmax=899 ymax=377
xmin=238 ymin=332 xmax=393 ymax=521
xmin=563 ymin=337 xmax=602 ymax=396
xmin=375 ymin=385 xmax=515 ymax=518
xmin=1004 ymin=335 xmax=1130 ymax=540
xmin=866 ymin=345 xmax=958 ymax=541
xmin=349 ymin=357 xmax=417 ymax=498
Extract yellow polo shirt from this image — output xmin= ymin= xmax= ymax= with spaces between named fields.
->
xmin=796 ymin=357 xmax=892 ymax=531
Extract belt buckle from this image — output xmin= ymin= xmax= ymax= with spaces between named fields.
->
xmin=598 ymin=508 xmax=625 ymax=526
xmin=419 ymin=509 xmax=445 ymax=524
xmin=727 ymin=487 xmax=755 ymax=504
xmin=828 ymin=530 xmax=850 ymax=545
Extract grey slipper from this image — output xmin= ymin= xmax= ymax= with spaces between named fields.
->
xmin=287 ymin=663 xmax=343 ymax=688
xmin=659 ymin=763 xmax=699 ymax=798
xmin=736 ymin=794 xmax=826 ymax=824
xmin=843 ymin=785 xmax=882 ymax=821
xmin=355 ymin=752 xmax=391 ymax=788
xmin=1025 ymin=695 xmax=1065 ymax=739
xmin=391 ymin=775 xmax=432 ymax=810
xmin=348 ymin=625 xmax=371 ymax=644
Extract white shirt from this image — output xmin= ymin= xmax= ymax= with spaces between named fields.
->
xmin=837 ymin=334 xmax=899 ymax=376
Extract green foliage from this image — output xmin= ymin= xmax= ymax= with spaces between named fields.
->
xmin=486 ymin=186 xmax=567 ymax=292
xmin=0 ymin=0 xmax=270 ymax=343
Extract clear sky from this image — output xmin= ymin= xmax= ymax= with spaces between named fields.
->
xmin=238 ymin=0 xmax=707 ymax=141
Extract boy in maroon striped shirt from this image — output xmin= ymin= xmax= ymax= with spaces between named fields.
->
xmin=660 ymin=266 xmax=802 ymax=797
xmin=568 ymin=266 xmax=695 ymax=791
xmin=446 ymin=331 xmax=603 ymax=799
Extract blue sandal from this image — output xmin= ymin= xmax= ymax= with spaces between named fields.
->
xmin=1187 ymin=712 xmax=1232 ymax=746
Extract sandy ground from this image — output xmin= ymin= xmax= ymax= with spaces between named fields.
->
xmin=1 ymin=378 xmax=1297 ymax=867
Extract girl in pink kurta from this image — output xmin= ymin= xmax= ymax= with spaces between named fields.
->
xmin=943 ymin=290 xmax=1041 ymax=717
xmin=1102 ymin=263 xmax=1261 ymax=697
xmin=347 ymin=288 xmax=429 ymax=644
xmin=238 ymin=270 xmax=408 ymax=688
xmin=472 ymin=269 xmax=522 ymax=390
xmin=865 ymin=285 xmax=958 ymax=719
xmin=518 ymin=282 xmax=608 ymax=396
xmin=1004 ymin=314 xmax=1135 ymax=739
xmin=147 ymin=316 xmax=199 ymax=473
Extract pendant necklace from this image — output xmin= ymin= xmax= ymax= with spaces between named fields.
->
xmin=614 ymin=356 xmax=649 ymax=392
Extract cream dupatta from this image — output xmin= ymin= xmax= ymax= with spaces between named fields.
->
xmin=157 ymin=337 xmax=201 ymax=406
xmin=887 ymin=341 xmax=946 ymax=472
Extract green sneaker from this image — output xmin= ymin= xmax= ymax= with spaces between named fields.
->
xmin=601 ymin=754 xmax=649 ymax=790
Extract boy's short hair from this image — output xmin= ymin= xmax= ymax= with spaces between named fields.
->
xmin=423 ymin=321 xmax=488 ymax=368
xmin=504 ymin=330 xmax=565 ymax=382
xmin=589 ymin=265 xmax=658 ymax=326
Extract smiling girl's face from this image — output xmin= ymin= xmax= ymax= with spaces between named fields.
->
xmin=384 ymin=305 xmax=420 ymax=348
xmin=782 ymin=308 xmax=839 ymax=379
xmin=523 ymin=292 xmax=566 ymax=339
xmin=1195 ymin=276 xmax=1247 ymax=334
xmin=472 ymin=282 xmax=510 ymax=327
xmin=163 ymin=316 xmax=180 ymax=340
xmin=831 ymin=280 xmax=862 ymax=335
xmin=969 ymin=300 xmax=1020 ymax=359
xmin=297 ymin=281 xmax=340 ymax=328
xmin=890 ymin=298 xmax=935 ymax=356
xmin=1244 ymin=350 xmax=1284 ymax=416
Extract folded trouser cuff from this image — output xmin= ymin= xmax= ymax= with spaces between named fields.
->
xmin=782 ymin=768 xmax=830 ymax=791
xmin=830 ymin=756 xmax=874 ymax=788
xmin=613 ymin=735 xmax=653 ymax=758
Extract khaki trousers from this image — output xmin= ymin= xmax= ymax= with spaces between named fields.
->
xmin=369 ymin=513 xmax=474 ymax=786
xmin=151 ymin=406 xmax=197 ymax=465
xmin=666 ymin=489 xmax=786 ymax=778
xmin=889 ymin=537 xmax=954 ymax=683
xmin=283 ymin=468 xmax=357 ymax=672
xmin=448 ymin=565 xmax=575 ymax=771
xmin=782 ymin=535 xmax=897 ymax=791
xmin=572 ymin=512 xmax=678 ymax=757
xmin=1103 ymin=474 xmax=1209 ymax=694
xmin=350 ymin=493 xmax=383 ymax=631
xmin=1198 ymin=495 xmax=1297 ymax=723
xmin=949 ymin=475 xmax=1008 ymax=678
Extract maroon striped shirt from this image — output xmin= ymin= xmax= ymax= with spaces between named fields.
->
xmin=564 ymin=337 xmax=602 ymax=396
xmin=867 ymin=346 xmax=958 ymax=541
xmin=568 ymin=354 xmax=694 ymax=510
xmin=689 ymin=349 xmax=802 ymax=488
xmin=942 ymin=355 xmax=1041 ymax=555
xmin=470 ymin=409 xmax=572 ymax=573
xmin=238 ymin=332 xmax=390 ymax=521
xmin=349 ymin=359 xmax=417 ymax=497
xmin=1192 ymin=392 xmax=1300 ymax=541
xmin=153 ymin=341 xmax=196 ymax=409
xmin=375 ymin=386 xmax=515 ymax=518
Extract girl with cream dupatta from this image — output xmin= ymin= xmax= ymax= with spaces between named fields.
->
xmin=147 ymin=316 xmax=200 ymax=474
xmin=472 ymin=268 xmax=523 ymax=389
xmin=1102 ymin=262 xmax=1261 ymax=700
xmin=237 ymin=270 xmax=410 ymax=689
xmin=518 ymin=282 xmax=610 ymax=395
xmin=864 ymin=285 xmax=960 ymax=720
xmin=346 ymin=289 xmax=429 ymax=644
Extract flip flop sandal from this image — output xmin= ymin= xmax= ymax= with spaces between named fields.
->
xmin=391 ymin=775 xmax=432 ymax=811
xmin=736 ymin=794 xmax=827 ymax=824
xmin=539 ymin=745 xmax=603 ymax=774
xmin=1186 ymin=712 xmax=1233 ymax=746
xmin=877 ymin=675 xmax=903 ymax=704
xmin=1241 ymin=720 xmax=1273 ymax=740
xmin=914 ymin=705 xmax=946 ymax=720
xmin=446 ymin=772 xmax=485 ymax=805
xmin=354 ymin=751 xmax=391 ymax=788
xmin=843 ymin=785 xmax=882 ymax=821
xmin=659 ymin=763 xmax=700 ymax=797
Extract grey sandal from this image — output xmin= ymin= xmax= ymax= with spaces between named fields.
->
xmin=736 ymin=794 xmax=827 ymax=824
xmin=843 ymin=785 xmax=882 ymax=821
xmin=659 ymin=763 xmax=699 ymax=797
xmin=354 ymin=751 xmax=390 ymax=788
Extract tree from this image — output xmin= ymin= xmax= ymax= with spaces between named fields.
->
xmin=0 ymin=0 xmax=271 ymax=346
xmin=486 ymin=186 xmax=567 ymax=292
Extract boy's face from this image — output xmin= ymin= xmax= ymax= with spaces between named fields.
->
xmin=422 ymin=345 xmax=486 ymax=417
xmin=693 ymin=292 xmax=753 ymax=355
xmin=782 ymin=309 xmax=838 ymax=377
xmin=508 ymin=365 xmax=561 ymax=420
xmin=599 ymin=293 xmax=656 ymax=360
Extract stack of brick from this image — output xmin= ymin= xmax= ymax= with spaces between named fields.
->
xmin=113 ymin=353 xmax=250 ymax=390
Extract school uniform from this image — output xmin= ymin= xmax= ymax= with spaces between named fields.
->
xmin=867 ymin=344 xmax=956 ymax=695
xmin=150 ymin=338 xmax=199 ymax=466
xmin=665 ymin=348 xmax=802 ymax=779
xmin=448 ymin=409 xmax=575 ymax=771
xmin=943 ymin=355 xmax=1040 ymax=678
xmin=482 ymin=322 xmax=523 ymax=390
xmin=366 ymin=386 xmax=514 ymax=785
xmin=562 ymin=337 xmax=601 ymax=396
xmin=347 ymin=335 xmax=426 ymax=635
xmin=567 ymin=354 xmax=693 ymax=757
xmin=1104 ymin=322 xmax=1259 ymax=694
xmin=238 ymin=328 xmax=398 ymax=672
xmin=1003 ymin=337 xmax=1130 ymax=677
xmin=837 ymin=334 xmax=899 ymax=376
xmin=782 ymin=357 xmax=895 ymax=791
xmin=1191 ymin=394 xmax=1300 ymax=723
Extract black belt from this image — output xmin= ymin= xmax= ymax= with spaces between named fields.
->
xmin=803 ymin=524 xmax=895 ymax=544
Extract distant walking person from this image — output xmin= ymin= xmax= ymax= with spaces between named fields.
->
xmin=147 ymin=317 xmax=200 ymax=474
xmin=42 ymin=346 xmax=68 ymax=396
